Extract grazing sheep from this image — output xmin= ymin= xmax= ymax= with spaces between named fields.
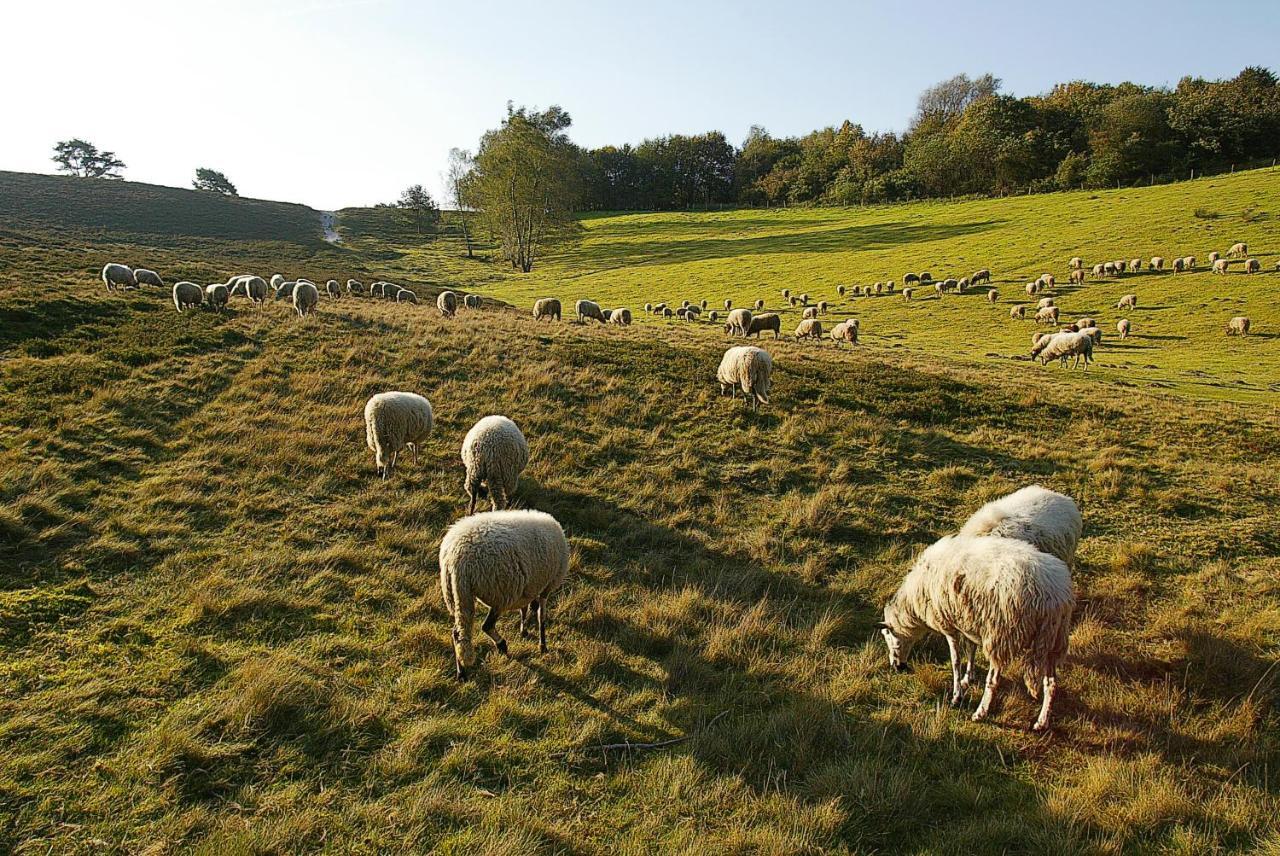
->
xmin=437 ymin=290 xmax=458 ymax=318
xmin=794 ymin=318 xmax=823 ymax=340
xmin=956 ymin=277 xmax=970 ymax=293
xmin=1069 ymin=257 xmax=1082 ymax=270
xmin=244 ymin=276 xmax=268 ymax=304
xmin=1245 ymin=258 xmax=1261 ymax=274
xmin=1226 ymin=316 xmax=1250 ymax=336
xmin=533 ymin=297 xmax=561 ymax=321
xmin=1069 ymin=270 xmax=1086 ymax=285
xmin=724 ymin=298 xmax=733 ymax=310
xmin=1034 ymin=305 xmax=1060 ymax=325
xmin=681 ymin=300 xmax=690 ymax=309
xmin=293 ymin=281 xmax=320 ymax=317
xmin=725 ymin=308 xmax=753 ymax=336
xmin=1032 ymin=331 xmax=1052 ymax=348
xmin=1010 ymin=305 xmax=1026 ymax=320
xmin=781 ymin=289 xmax=791 ymax=300
xmin=675 ymin=307 xmax=689 ymax=321
xmin=609 ymin=308 xmax=632 ymax=326
xmin=461 ymin=415 xmax=529 ymax=515
xmin=1079 ymin=326 xmax=1102 ymax=345
xmin=1129 ymin=258 xmax=1142 ymax=272
xmin=653 ymin=302 xmax=667 ymax=315
xmin=837 ymin=285 xmax=847 ymax=297
xmin=439 ymin=509 xmax=569 ymax=679
xmin=716 ymin=345 xmax=773 ymax=410
xmin=1091 ymin=264 xmax=1104 ymax=277
xmin=973 ymin=269 xmax=992 ymax=284
xmin=1076 ymin=317 xmax=1095 ymax=329
xmin=745 ymin=312 xmax=781 ymax=339
xmin=987 ymin=289 xmax=999 ymax=304
xmin=662 ymin=307 xmax=674 ymax=318
xmin=275 ymin=281 xmax=298 ymax=300
xmin=1115 ymin=260 xmax=1127 ymax=274
xmin=644 ymin=303 xmax=652 ymax=313
xmin=370 ymin=281 xmax=385 ymax=298
xmin=1103 ymin=262 xmax=1117 ymax=277
xmin=944 ymin=278 xmax=959 ymax=292
xmin=172 ymin=281 xmax=203 ymax=312
xmin=270 ymin=274 xmax=285 ymax=290
xmin=1209 ymin=251 xmax=1221 ymax=264
xmin=1031 ymin=330 xmax=1093 ymax=370
xmin=1037 ymin=297 xmax=1055 ymax=309
xmin=902 ymin=288 xmax=914 ymax=301
xmin=886 ymin=281 xmax=895 ymax=293
xmin=877 ymin=534 xmax=1073 ymax=730
xmin=685 ymin=305 xmax=702 ymax=317
xmin=798 ymin=292 xmax=810 ymax=305
xmin=958 ymin=485 xmax=1082 ymax=568
xmin=325 ymin=279 xmax=341 ymax=299
xmin=1150 ymin=256 xmax=1164 ymax=271
xmin=904 ymin=273 xmax=920 ymax=285
xmin=1115 ymin=294 xmax=1137 ymax=310
xmin=383 ymin=283 xmax=405 ymax=301
xmin=101 ymin=263 xmax=136 ymax=292
xmin=1228 ymin=242 xmax=1248 ymax=258
xmin=789 ymin=296 xmax=799 ymax=307
xmin=817 ymin=300 xmax=829 ymax=314
xmin=920 ymin=272 xmax=933 ymax=283
xmin=1213 ymin=258 xmax=1231 ymax=275
xmin=831 ymin=319 xmax=858 ymax=346
xmin=1117 ymin=318 xmax=1131 ymax=339
xmin=347 ymin=279 xmax=364 ymax=297
xmin=364 ymin=391 xmax=433 ymax=479
xmin=205 ymin=283 xmax=230 ymax=312
xmin=700 ymin=300 xmax=708 ymax=310
xmin=464 ymin=293 xmax=482 ymax=309
xmin=1184 ymin=256 xmax=1197 ymax=270
xmin=802 ymin=305 xmax=818 ymax=320
xmin=754 ymin=298 xmax=766 ymax=310
xmin=709 ymin=310 xmax=719 ymax=322
xmin=227 ymin=276 xmax=250 ymax=297
xmin=1172 ymin=257 xmax=1186 ymax=273
xmin=397 ymin=288 xmax=419 ymax=304
xmin=135 ymin=268 xmax=164 ymax=288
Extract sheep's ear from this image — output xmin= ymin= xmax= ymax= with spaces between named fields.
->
xmin=873 ymin=621 xmax=889 ymax=630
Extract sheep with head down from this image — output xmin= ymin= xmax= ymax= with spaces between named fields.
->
xmin=533 ymin=297 xmax=561 ymax=321
xmin=464 ymin=293 xmax=482 ymax=309
xmin=1117 ymin=318 xmax=1131 ymax=339
xmin=830 ymin=319 xmax=858 ymax=346
xmin=1032 ymin=330 xmax=1092 ymax=369
xmin=135 ymin=268 xmax=164 ymax=288
xmin=1115 ymin=294 xmax=1137 ymax=310
xmin=438 ymin=290 xmax=458 ymax=317
xmin=576 ymin=299 xmax=607 ymax=323
xmin=172 ymin=281 xmax=203 ymax=312
xmin=794 ymin=318 xmax=823 ymax=340
xmin=1226 ymin=316 xmax=1250 ymax=336
xmin=205 ymin=283 xmax=230 ymax=312
xmin=293 ymin=281 xmax=320 ymax=317
xmin=746 ymin=313 xmax=781 ymax=339
xmin=609 ymin=308 xmax=632 ymax=326
xmin=461 ymin=415 xmax=529 ymax=515
xmin=725 ymin=307 xmax=753 ymax=336
xmin=101 ymin=263 xmax=137 ymax=292
xmin=364 ymin=391 xmax=433 ymax=479
xmin=1245 ymin=258 xmax=1261 ymax=274
xmin=716 ymin=345 xmax=772 ymax=411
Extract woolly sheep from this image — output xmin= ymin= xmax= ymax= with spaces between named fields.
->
xmin=1034 ymin=306 xmax=1059 ymax=325
xmin=1032 ymin=330 xmax=1092 ymax=369
xmin=1245 ymin=258 xmax=1261 ymax=274
xmin=293 ymin=281 xmax=320 ymax=317
xmin=275 ymin=281 xmax=298 ymax=300
xmin=831 ymin=319 xmax=858 ymax=346
xmin=533 ymin=297 xmax=561 ymax=321
xmin=439 ymin=509 xmax=569 ymax=679
xmin=904 ymin=273 xmax=920 ymax=285
xmin=101 ymin=263 xmax=136 ymax=292
xmin=956 ymin=277 xmax=969 ymax=292
xmin=1115 ymin=294 xmax=1137 ymax=310
xmin=709 ymin=310 xmax=719 ymax=322
xmin=662 ymin=307 xmax=673 ymax=318
xmin=244 ymin=276 xmax=268 ymax=304
xmin=794 ymin=318 xmax=823 ymax=340
xmin=1091 ymin=264 xmax=1104 ymax=277
xmin=782 ymin=289 xmax=791 ymax=299
xmin=754 ymin=298 xmax=765 ymax=310
xmin=1228 ymin=242 xmax=1248 ymax=258
xmin=461 ymin=415 xmax=529 ymax=515
xmin=1037 ymin=297 xmax=1055 ymax=308
xmin=134 ymin=268 xmax=164 ymax=288
xmin=205 ymin=283 xmax=230 ymax=312
xmin=817 ymin=300 xmax=829 ymax=314
xmin=1184 ymin=256 xmax=1197 ymax=269
xmin=745 ymin=313 xmax=781 ymax=339
xmin=383 ymin=283 xmax=404 ymax=301
xmin=1025 ymin=282 xmax=1037 ymax=296
xmin=902 ymin=288 xmax=914 ymax=300
xmin=1068 ymin=257 xmax=1082 ymax=270
xmin=172 ymin=281 xmax=203 ymax=312
xmin=228 ymin=278 xmax=249 ymax=298
xmin=675 ymin=307 xmax=689 ymax=321
xmin=987 ymin=289 xmax=999 ymax=303
xmin=1151 ymin=257 xmax=1164 ymax=271
xmin=789 ymin=296 xmax=799 ymax=307
xmin=1171 ymin=257 xmax=1186 ymax=273
xmin=1209 ymin=251 xmax=1221 ymax=264
xmin=798 ymin=292 xmax=810 ymax=305
xmin=973 ymin=269 xmax=991 ymax=284
xmin=270 ymin=274 xmax=285 ymax=290
xmin=1078 ymin=326 xmax=1102 ymax=345
xmin=464 ymin=293 xmax=482 ymax=309
xmin=644 ymin=303 xmax=653 ymax=313
xmin=653 ymin=302 xmax=667 ymax=314
xmin=1129 ymin=258 xmax=1142 ymax=272
xmin=1069 ymin=269 xmax=1086 ymax=285
xmin=1213 ymin=258 xmax=1230 ymax=275
xmin=609 ymin=308 xmax=632 ymax=326
xmin=1117 ymin=318 xmax=1131 ymax=339
xmin=323 ymin=279 xmax=339 ymax=299
xmin=877 ymin=534 xmax=1073 ymax=730
xmin=725 ymin=308 xmax=753 ymax=336
xmin=397 ymin=288 xmax=419 ymax=304
xmin=1103 ymin=262 xmax=1117 ymax=277
xmin=364 ymin=391 xmax=433 ymax=479
xmin=1010 ymin=305 xmax=1026 ymax=320
xmin=920 ymin=272 xmax=933 ymax=282
xmin=576 ymin=299 xmax=606 ymax=323
xmin=601 ymin=309 xmax=613 ymax=322
xmin=724 ymin=298 xmax=733 ymax=310
xmin=438 ymin=290 xmax=458 ymax=318
xmin=1076 ymin=317 xmax=1095 ymax=329
xmin=1226 ymin=316 xmax=1250 ymax=336
xmin=802 ymin=305 xmax=818 ymax=320
xmin=1115 ymin=260 xmax=1127 ymax=274
xmin=370 ymin=281 xmax=385 ymax=298
xmin=700 ymin=299 xmax=708 ymax=310
xmin=716 ymin=345 xmax=772 ymax=411
xmin=837 ymin=285 xmax=847 ymax=297
xmin=958 ymin=485 xmax=1082 ymax=568
xmin=686 ymin=304 xmax=702 ymax=316
xmin=347 ymin=279 xmax=364 ymax=297
xmin=886 ymin=281 xmax=895 ymax=293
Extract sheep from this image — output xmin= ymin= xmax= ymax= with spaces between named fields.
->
xmin=685 ymin=304 xmax=702 ymax=317
xmin=464 ymin=293 xmax=482 ymax=309
xmin=101 ymin=263 xmax=136 ymax=292
xmin=904 ymin=273 xmax=920 ymax=285
xmin=576 ymin=299 xmax=607 ymax=324
xmin=754 ymin=298 xmax=766 ymax=310
xmin=172 ymin=281 xmax=204 ymax=312
xmin=275 ymin=281 xmax=298 ymax=300
xmin=794 ymin=318 xmax=823 ymax=340
xmin=369 ymin=281 xmax=384 ymax=298
xmin=798 ymin=292 xmax=810 ymax=305
xmin=920 ymin=272 xmax=933 ymax=283
xmin=886 ymin=281 xmax=895 ymax=293
xmin=709 ymin=310 xmax=719 ymax=322
xmin=1031 ymin=331 xmax=1052 ymax=348
xmin=1114 ymin=260 xmax=1127 ymax=274
xmin=876 ymin=534 xmax=1073 ymax=730
xmin=134 ymin=268 xmax=164 ymax=288
xmin=973 ymin=268 xmax=992 ymax=284
xmin=1010 ymin=305 xmax=1026 ymax=320
xmin=789 ymin=296 xmax=799 ymax=307
xmin=802 ymin=305 xmax=818 ymax=320
xmin=1228 ymin=242 xmax=1248 ymax=258
xmin=461 ymin=415 xmax=529 ymax=515
xmin=1129 ymin=258 xmax=1142 ymax=272
xmin=1076 ymin=317 xmax=1095 ymax=330
xmin=439 ymin=510 xmax=570 ymax=683
xmin=347 ymin=279 xmax=364 ymax=297
xmin=437 ymin=290 xmax=458 ymax=317
xmin=781 ymin=289 xmax=791 ymax=299
xmin=1209 ymin=251 xmax=1221 ymax=264
xmin=944 ymin=278 xmax=959 ymax=292
xmin=1034 ymin=305 xmax=1060 ymax=325
xmin=725 ymin=308 xmax=753 ymax=336
xmin=1068 ymin=257 xmax=1082 ymax=270
xmin=716 ymin=345 xmax=772 ymax=411
xmin=1245 ymin=258 xmax=1261 ymax=274
xmin=1032 ymin=330 xmax=1092 ymax=369
xmin=644 ymin=303 xmax=653 ymax=313
xmin=533 ymin=297 xmax=561 ymax=321
xmin=397 ymin=288 xmax=419 ymax=304
xmin=1037 ymin=297 xmax=1055 ymax=309
xmin=1184 ymin=256 xmax=1197 ymax=270
xmin=244 ymin=276 xmax=268 ymax=304
xmin=724 ymin=298 xmax=733 ymax=310
xmin=1150 ymin=256 xmax=1164 ymax=271
xmin=653 ymin=302 xmax=667 ymax=314
xmin=987 ymin=289 xmax=999 ymax=304
xmin=1213 ymin=258 xmax=1231 ymax=275
xmin=205 ymin=283 xmax=230 ymax=312
xmin=745 ymin=313 xmax=781 ymax=339
xmin=1103 ymin=262 xmax=1117 ymax=277
xmin=384 ymin=283 xmax=405 ymax=301
xmin=1171 ymin=257 xmax=1186 ymax=273
xmin=600 ymin=309 xmax=613 ymax=322
xmin=831 ymin=319 xmax=858 ymax=346
xmin=1226 ymin=316 xmax=1251 ymax=336
xmin=1091 ymin=263 xmax=1105 ymax=277
xmin=1079 ymin=326 xmax=1103 ymax=345
xmin=675 ymin=308 xmax=689 ymax=321
xmin=700 ymin=299 xmax=708 ymax=310
xmin=270 ymin=274 xmax=285 ymax=290
xmin=228 ymin=277 xmax=249 ymax=298
xmin=1117 ymin=318 xmax=1131 ymax=339
xmin=902 ymin=288 xmax=914 ymax=301
xmin=293 ymin=281 xmax=320 ymax=317
xmin=958 ymin=485 xmax=1082 ymax=568
xmin=363 ymin=391 xmax=433 ymax=479
xmin=609 ymin=308 xmax=632 ymax=326
xmin=1025 ymin=283 xmax=1037 ymax=296
xmin=817 ymin=300 xmax=829 ymax=314
xmin=1115 ymin=294 xmax=1137 ymax=310
xmin=662 ymin=307 xmax=674 ymax=318
xmin=1069 ymin=270 xmax=1086 ymax=285
xmin=681 ymin=300 xmax=690 ymax=309
xmin=325 ymin=279 xmax=341 ymax=299
xmin=956 ymin=277 xmax=970 ymax=293
xmin=837 ymin=285 xmax=847 ymax=297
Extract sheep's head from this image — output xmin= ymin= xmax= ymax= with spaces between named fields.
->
xmin=452 ymin=627 xmax=477 ymax=679
xmin=875 ymin=603 xmax=915 ymax=672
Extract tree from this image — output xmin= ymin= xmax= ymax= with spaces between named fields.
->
xmin=397 ymin=184 xmax=440 ymax=235
xmin=192 ymin=167 xmax=238 ymax=195
xmin=51 ymin=139 xmax=126 ymax=178
xmin=467 ymin=104 xmax=581 ymax=272
xmin=912 ymin=74 xmax=1002 ymax=131
xmin=445 ymin=148 xmax=476 ymax=258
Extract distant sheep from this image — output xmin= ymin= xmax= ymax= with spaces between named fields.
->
xmin=904 ymin=273 xmax=920 ymax=285
xmin=700 ymin=300 xmax=708 ymax=310
xmin=837 ymin=285 xmax=847 ymax=297
xmin=725 ymin=308 xmax=753 ymax=336
xmin=886 ymin=281 xmax=895 ymax=293
xmin=644 ymin=303 xmax=652 ymax=313
xmin=270 ymin=274 xmax=285 ymax=290
xmin=1031 ymin=330 xmax=1093 ymax=369
xmin=293 ymin=281 xmax=320 ymax=317
xmin=724 ymin=298 xmax=733 ymax=310
xmin=817 ymin=300 xmax=829 ymax=314
xmin=902 ymin=288 xmax=914 ymax=300
xmin=364 ymin=391 xmax=433 ymax=479
xmin=1069 ymin=257 xmax=1082 ymax=270
xmin=1129 ymin=258 xmax=1142 ymax=272
xmin=958 ymin=485 xmax=1082 ymax=568
xmin=987 ymin=289 xmax=999 ymax=304
xmin=972 ymin=269 xmax=991 ymax=285
xmin=438 ymin=290 xmax=458 ymax=318
xmin=1172 ymin=257 xmax=1186 ymax=273
xmin=1245 ymin=258 xmax=1261 ymax=274
xmin=461 ymin=415 xmax=529 ymax=515
xmin=1117 ymin=318 xmax=1131 ymax=339
xmin=716 ymin=345 xmax=772 ymax=411
xmin=754 ymin=298 xmax=765 ymax=310
xmin=1115 ymin=294 xmax=1137 ymax=310
xmin=1037 ymin=297 xmax=1055 ymax=308
xmin=745 ymin=312 xmax=781 ymax=339
xmin=1213 ymin=259 xmax=1230 ymax=275
xmin=464 ymin=293 xmax=482 ymax=309
xmin=802 ymin=305 xmax=818 ymax=320
xmin=794 ymin=318 xmax=823 ymax=340
xmin=347 ymin=279 xmax=364 ymax=297
xmin=1034 ymin=305 xmax=1060 ymax=325
xmin=172 ymin=281 xmax=203 ymax=312
xmin=1228 ymin=242 xmax=1248 ymax=258
xmin=533 ymin=297 xmax=561 ymax=321
xmin=1025 ymin=282 xmax=1038 ymax=296
xmin=1091 ymin=264 xmax=1105 ymax=277
xmin=831 ymin=319 xmax=858 ymax=346
xmin=1069 ymin=270 xmax=1085 ymax=285
xmin=397 ymin=288 xmax=419 ymax=304
xmin=326 ymin=279 xmax=341 ymax=299
xmin=1010 ymin=305 xmax=1026 ymax=320
xmin=1209 ymin=251 xmax=1221 ymax=264
xmin=205 ymin=283 xmax=230 ymax=312
xmin=101 ymin=263 xmax=136 ymax=292
xmin=244 ymin=276 xmax=268 ymax=304
xmin=1184 ymin=256 xmax=1197 ymax=270
xmin=135 ymin=268 xmax=164 ymax=288
xmin=1150 ymin=257 xmax=1164 ymax=271
xmin=782 ymin=289 xmax=791 ymax=299
xmin=709 ymin=310 xmax=719 ymax=322
xmin=1076 ymin=317 xmax=1095 ymax=329
xmin=877 ymin=534 xmax=1073 ymax=730
xmin=609 ymin=308 xmax=632 ymax=326
xmin=1079 ymin=326 xmax=1102 ymax=345
xmin=275 ymin=281 xmax=298 ymax=300
xmin=1226 ymin=316 xmax=1250 ymax=336
xmin=576 ymin=299 xmax=606 ymax=323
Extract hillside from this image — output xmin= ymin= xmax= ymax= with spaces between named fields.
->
xmin=0 ymin=171 xmax=1279 ymax=852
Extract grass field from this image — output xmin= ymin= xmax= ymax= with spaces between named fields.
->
xmin=1 ymin=170 xmax=1279 ymax=853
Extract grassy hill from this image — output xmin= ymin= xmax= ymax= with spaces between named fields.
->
xmin=0 ymin=171 xmax=1278 ymax=852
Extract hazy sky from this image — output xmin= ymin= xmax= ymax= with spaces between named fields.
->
xmin=5 ymin=0 xmax=1277 ymax=210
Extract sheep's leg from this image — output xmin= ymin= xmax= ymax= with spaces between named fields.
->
xmin=959 ymin=640 xmax=975 ymax=692
xmin=972 ymin=662 xmax=1003 ymax=722
xmin=467 ymin=485 xmax=478 ymax=515
xmin=1032 ymin=658 xmax=1059 ymax=732
xmin=946 ymin=636 xmax=965 ymax=706
xmin=535 ymin=598 xmax=548 ymax=653
xmin=453 ymin=598 xmax=475 ymax=681
xmin=518 ymin=605 xmax=531 ymax=638
xmin=409 ymin=443 xmax=418 ymax=466
xmin=482 ymin=606 xmax=508 ymax=656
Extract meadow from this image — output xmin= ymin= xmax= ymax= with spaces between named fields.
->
xmin=0 ymin=169 xmax=1278 ymax=853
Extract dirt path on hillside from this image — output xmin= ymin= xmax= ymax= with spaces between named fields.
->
xmin=320 ymin=211 xmax=341 ymax=243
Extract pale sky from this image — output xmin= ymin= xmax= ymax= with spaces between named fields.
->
xmin=4 ymin=0 xmax=1277 ymax=211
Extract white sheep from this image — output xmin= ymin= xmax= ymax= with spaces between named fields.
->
xmin=1079 ymin=326 xmax=1102 ymax=345
xmin=1069 ymin=269 xmax=1086 ymax=285
xmin=802 ymin=305 xmax=818 ymax=320
xmin=1171 ymin=257 xmax=1186 ymax=273
xmin=1069 ymin=257 xmax=1082 ymax=270
xmin=830 ymin=319 xmax=858 ymax=346
xmin=1245 ymin=258 xmax=1261 ymax=274
xmin=205 ymin=283 xmax=229 ymax=312
xmin=1117 ymin=318 xmax=1131 ymax=339
xmin=101 ymin=263 xmax=136 ymax=292
xmin=270 ymin=274 xmax=285 ymax=290
xmin=877 ymin=534 xmax=1074 ymax=731
xmin=746 ymin=313 xmax=782 ymax=338
xmin=608 ymin=307 xmax=632 ymax=326
xmin=972 ymin=269 xmax=991 ymax=284
xmin=754 ymin=298 xmax=766 ymax=310
xmin=363 ymin=391 xmax=433 ymax=479
xmin=1037 ymin=297 xmax=1055 ymax=308
xmin=716 ymin=345 xmax=772 ymax=411
xmin=326 ymin=279 xmax=341 ymax=299
xmin=135 ymin=268 xmax=164 ymax=288
xmin=724 ymin=298 xmax=733 ymax=310
xmin=987 ymin=289 xmax=998 ymax=303
xmin=1032 ymin=330 xmax=1092 ymax=369
xmin=794 ymin=318 xmax=823 ymax=340
xmin=1150 ymin=256 xmax=1164 ymax=271
xmin=1076 ymin=317 xmax=1095 ymax=329
xmin=464 ymin=293 xmax=482 ymax=309
xmin=172 ymin=281 xmax=203 ymax=312
xmin=958 ymin=485 xmax=1082 ymax=568
xmin=1213 ymin=258 xmax=1231 ymax=275
xmin=1209 ymin=251 xmax=1221 ymax=264
xmin=439 ymin=509 xmax=569 ymax=679
xmin=244 ymin=276 xmax=268 ymax=304
xmin=1115 ymin=294 xmax=1137 ymax=310
xmin=1010 ymin=305 xmax=1026 ymax=320
xmin=275 ymin=281 xmax=298 ymax=300
xmin=725 ymin=308 xmax=753 ymax=336
xmin=902 ymin=288 xmax=914 ymax=301
xmin=461 ymin=415 xmax=529 ymax=515
xmin=293 ymin=281 xmax=319 ymax=317
xmin=533 ymin=297 xmax=561 ymax=321
xmin=1228 ymin=242 xmax=1248 ymax=258
xmin=1034 ymin=306 xmax=1060 ymax=325
xmin=397 ymin=288 xmax=419 ymax=304
xmin=438 ymin=290 xmax=458 ymax=318
xmin=347 ymin=279 xmax=364 ymax=297
xmin=1226 ymin=316 xmax=1250 ymax=336
xmin=576 ymin=299 xmax=606 ymax=323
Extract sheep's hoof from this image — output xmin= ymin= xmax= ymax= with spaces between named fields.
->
xmin=1031 ymin=720 xmax=1050 ymax=733
xmin=949 ymin=694 xmax=963 ymax=708
xmin=971 ymin=710 xmax=987 ymax=722
xmin=496 ymin=640 xmax=509 ymax=656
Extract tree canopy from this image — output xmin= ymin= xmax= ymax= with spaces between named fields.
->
xmin=192 ymin=168 xmax=238 ymax=196
xmin=51 ymin=139 xmax=126 ymax=179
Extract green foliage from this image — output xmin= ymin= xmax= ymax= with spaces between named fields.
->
xmin=51 ymin=138 xmax=126 ymax=179
xmin=396 ymin=183 xmax=441 ymax=235
xmin=192 ymin=167 xmax=237 ymax=196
